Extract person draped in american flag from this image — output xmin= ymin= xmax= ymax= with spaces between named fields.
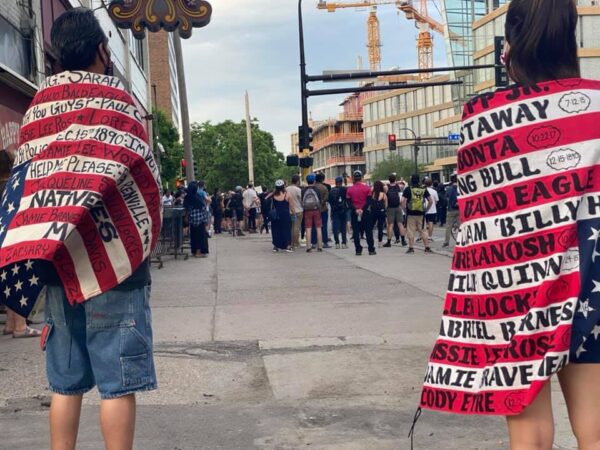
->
xmin=414 ymin=0 xmax=600 ymax=449
xmin=0 ymin=8 xmax=161 ymax=450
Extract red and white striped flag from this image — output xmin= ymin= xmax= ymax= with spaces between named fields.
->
xmin=0 ymin=71 xmax=161 ymax=317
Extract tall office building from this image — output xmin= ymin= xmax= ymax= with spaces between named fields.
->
xmin=472 ymin=0 xmax=600 ymax=95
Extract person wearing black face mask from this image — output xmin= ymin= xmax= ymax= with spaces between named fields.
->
xmin=51 ymin=7 xmax=114 ymax=76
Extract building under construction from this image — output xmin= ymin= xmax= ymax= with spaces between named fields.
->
xmin=291 ymin=93 xmax=369 ymax=185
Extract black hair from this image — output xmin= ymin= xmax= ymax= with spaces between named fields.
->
xmin=197 ymin=179 xmax=205 ymax=189
xmin=291 ymin=174 xmax=300 ymax=185
xmin=51 ymin=8 xmax=107 ymax=71
xmin=389 ymin=174 xmax=396 ymax=183
xmin=316 ymin=173 xmax=325 ymax=183
xmin=505 ymin=0 xmax=579 ymax=84
xmin=410 ymin=174 xmax=420 ymax=186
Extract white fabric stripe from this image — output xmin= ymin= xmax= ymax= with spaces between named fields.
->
xmin=456 ymin=193 xmax=598 ymax=247
xmin=438 ymin=297 xmax=577 ymax=344
xmin=2 ymin=222 xmax=76 ymax=246
xmin=424 ymin=350 xmax=570 ymax=392
xmin=37 ymin=71 xmax=123 ymax=92
xmin=22 ymin=98 xmax=142 ymax=126
xmin=458 ymin=138 xmax=600 ymax=199
xmin=448 ymin=248 xmax=580 ymax=295
xmin=460 ymin=89 xmax=600 ymax=147
xmin=26 ymin=156 xmax=129 ymax=181
xmin=63 ymin=229 xmax=101 ymax=298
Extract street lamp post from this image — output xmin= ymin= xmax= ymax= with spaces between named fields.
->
xmin=399 ymin=127 xmax=419 ymax=175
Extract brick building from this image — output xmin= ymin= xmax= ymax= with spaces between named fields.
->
xmin=148 ymin=31 xmax=182 ymax=131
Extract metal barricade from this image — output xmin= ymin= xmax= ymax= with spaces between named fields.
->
xmin=151 ymin=207 xmax=188 ymax=268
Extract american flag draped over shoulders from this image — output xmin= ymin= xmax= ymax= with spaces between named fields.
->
xmin=0 ymin=71 xmax=161 ymax=318
xmin=420 ymin=79 xmax=600 ymax=416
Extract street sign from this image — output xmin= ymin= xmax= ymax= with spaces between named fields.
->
xmin=448 ymin=133 xmax=461 ymax=143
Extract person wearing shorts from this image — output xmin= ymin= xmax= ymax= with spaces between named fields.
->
xmin=402 ymin=174 xmax=432 ymax=254
xmin=303 ymin=174 xmax=323 ymax=252
xmin=35 ymin=9 xmax=160 ymax=450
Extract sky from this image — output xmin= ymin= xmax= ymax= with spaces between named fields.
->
xmin=180 ymin=0 xmax=448 ymax=155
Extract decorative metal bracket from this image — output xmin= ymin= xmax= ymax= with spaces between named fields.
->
xmin=108 ymin=0 xmax=212 ymax=40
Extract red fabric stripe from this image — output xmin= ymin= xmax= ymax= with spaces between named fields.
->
xmin=29 ymin=83 xmax=133 ymax=108
xmin=20 ymin=108 xmax=146 ymax=143
xmin=430 ymin=327 xmax=572 ymax=369
xmin=442 ymin=272 xmax=580 ymax=320
xmin=8 ymin=206 xmax=85 ymax=230
xmin=461 ymin=79 xmax=600 ymax=121
xmin=452 ymin=224 xmax=577 ymax=271
xmin=460 ymin=167 xmax=599 ymax=222
xmin=457 ymin=112 xmax=600 ymax=174
xmin=420 ymin=384 xmax=548 ymax=416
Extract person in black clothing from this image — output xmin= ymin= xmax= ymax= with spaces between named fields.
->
xmin=371 ymin=180 xmax=388 ymax=248
xmin=435 ymin=181 xmax=448 ymax=227
xmin=211 ymin=188 xmax=223 ymax=234
xmin=328 ymin=176 xmax=348 ymax=249
xmin=259 ymin=186 xmax=271 ymax=234
xmin=184 ymin=181 xmax=209 ymax=257
xmin=228 ymin=186 xmax=245 ymax=236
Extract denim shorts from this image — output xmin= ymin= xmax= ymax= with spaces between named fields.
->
xmin=44 ymin=285 xmax=157 ymax=399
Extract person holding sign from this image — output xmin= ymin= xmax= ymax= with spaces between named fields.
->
xmin=417 ymin=1 xmax=600 ymax=449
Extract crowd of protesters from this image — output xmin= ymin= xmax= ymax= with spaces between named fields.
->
xmin=196 ymin=171 xmax=459 ymax=256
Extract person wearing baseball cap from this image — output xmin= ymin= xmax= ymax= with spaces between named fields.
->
xmin=346 ymin=170 xmax=376 ymax=255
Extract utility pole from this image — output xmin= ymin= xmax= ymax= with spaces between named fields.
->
xmin=173 ymin=33 xmax=195 ymax=183
xmin=245 ymin=91 xmax=254 ymax=185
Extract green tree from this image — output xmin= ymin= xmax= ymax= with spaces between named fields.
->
xmin=370 ymin=155 xmax=417 ymax=183
xmin=154 ymin=110 xmax=183 ymax=189
xmin=191 ymin=119 xmax=289 ymax=191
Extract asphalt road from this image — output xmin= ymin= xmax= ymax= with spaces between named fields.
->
xmin=0 ymin=230 xmax=576 ymax=449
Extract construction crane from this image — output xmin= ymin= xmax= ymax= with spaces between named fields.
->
xmin=317 ymin=0 xmax=449 ymax=78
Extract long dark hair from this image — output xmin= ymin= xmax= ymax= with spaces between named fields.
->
xmin=505 ymin=0 xmax=579 ymax=85
xmin=373 ymin=180 xmax=384 ymax=199
xmin=184 ymin=182 xmax=203 ymax=209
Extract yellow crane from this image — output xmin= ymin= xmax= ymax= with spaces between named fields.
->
xmin=317 ymin=0 xmax=449 ymax=78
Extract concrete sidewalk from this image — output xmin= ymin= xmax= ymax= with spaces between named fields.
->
xmin=0 ymin=233 xmax=575 ymax=449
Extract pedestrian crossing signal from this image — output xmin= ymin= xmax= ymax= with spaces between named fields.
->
xmin=388 ymin=134 xmax=397 ymax=151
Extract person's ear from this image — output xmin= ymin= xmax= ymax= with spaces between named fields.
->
xmin=98 ymin=42 xmax=111 ymax=67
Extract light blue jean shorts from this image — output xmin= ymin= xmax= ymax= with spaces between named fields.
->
xmin=44 ymin=285 xmax=157 ymax=399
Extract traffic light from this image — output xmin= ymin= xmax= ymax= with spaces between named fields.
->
xmin=287 ymin=155 xmax=299 ymax=166
xmin=297 ymin=125 xmax=314 ymax=152
xmin=299 ymin=157 xmax=313 ymax=168
xmin=388 ymin=134 xmax=397 ymax=151
xmin=193 ymin=162 xmax=200 ymax=180
xmin=306 ymin=127 xmax=314 ymax=152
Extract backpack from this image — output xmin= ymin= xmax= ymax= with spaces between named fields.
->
xmin=409 ymin=187 xmax=426 ymax=213
xmin=303 ymin=187 xmax=320 ymax=211
xmin=387 ymin=184 xmax=401 ymax=208
xmin=329 ymin=187 xmax=346 ymax=212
